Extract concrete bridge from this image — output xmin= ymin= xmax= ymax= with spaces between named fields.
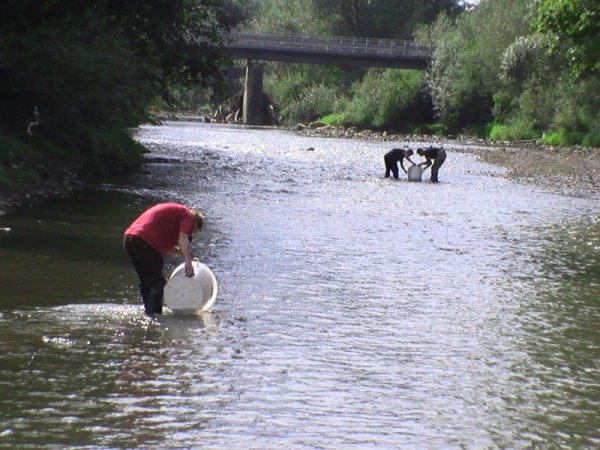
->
xmin=217 ymin=31 xmax=434 ymax=125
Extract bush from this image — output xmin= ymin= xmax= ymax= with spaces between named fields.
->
xmin=0 ymin=135 xmax=25 ymax=166
xmin=265 ymin=64 xmax=351 ymax=125
xmin=81 ymin=126 xmax=146 ymax=175
xmin=427 ymin=123 xmax=446 ymax=136
xmin=0 ymin=142 xmax=40 ymax=187
xmin=0 ymin=159 xmax=40 ymax=188
xmin=410 ymin=123 xmax=445 ymax=136
xmin=319 ymin=114 xmax=344 ymax=127
xmin=0 ymin=133 xmax=52 ymax=173
xmin=582 ymin=132 xmax=600 ymax=148
xmin=278 ymin=84 xmax=341 ymax=124
xmin=489 ymin=121 xmax=539 ymax=141
xmin=336 ymin=69 xmax=431 ymax=130
xmin=464 ymin=123 xmax=493 ymax=138
xmin=540 ymin=130 xmax=585 ymax=146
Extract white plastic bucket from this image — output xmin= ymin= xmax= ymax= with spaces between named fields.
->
xmin=164 ymin=261 xmax=218 ymax=314
xmin=407 ymin=164 xmax=423 ymax=182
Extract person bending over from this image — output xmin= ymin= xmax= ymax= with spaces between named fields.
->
xmin=123 ymin=203 xmax=204 ymax=316
xmin=417 ymin=146 xmax=447 ymax=182
xmin=384 ymin=148 xmax=415 ymax=179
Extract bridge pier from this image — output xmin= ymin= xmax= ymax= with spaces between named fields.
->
xmin=243 ymin=59 xmax=264 ymax=125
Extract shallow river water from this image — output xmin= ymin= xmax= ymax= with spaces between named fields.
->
xmin=1 ymin=122 xmax=600 ymax=449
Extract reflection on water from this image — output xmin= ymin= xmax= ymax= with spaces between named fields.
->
xmin=510 ymin=217 xmax=600 ymax=450
xmin=0 ymin=304 xmax=221 ymax=448
xmin=1 ymin=122 xmax=599 ymax=449
xmin=0 ymin=189 xmax=153 ymax=309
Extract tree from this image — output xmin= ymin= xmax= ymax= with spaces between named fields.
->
xmin=245 ymin=0 xmax=465 ymax=128
xmin=533 ymin=0 xmax=600 ymax=76
xmin=247 ymin=0 xmax=326 ymax=34
xmin=0 ymin=0 xmax=250 ymax=177
xmin=312 ymin=0 xmax=464 ymax=39
xmin=420 ymin=0 xmax=537 ymax=132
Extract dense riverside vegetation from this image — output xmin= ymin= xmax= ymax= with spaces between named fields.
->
xmin=245 ymin=0 xmax=600 ymax=146
xmin=0 ymin=0 xmax=252 ymax=190
xmin=244 ymin=0 xmax=463 ymax=131
xmin=1 ymin=0 xmax=599 ymax=193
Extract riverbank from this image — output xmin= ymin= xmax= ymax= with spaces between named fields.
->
xmin=474 ymin=144 xmax=600 ymax=198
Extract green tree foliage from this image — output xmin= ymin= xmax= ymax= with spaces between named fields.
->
xmin=336 ymin=69 xmax=432 ymax=131
xmin=245 ymin=0 xmax=600 ymax=145
xmin=247 ymin=0 xmax=327 ymax=34
xmin=419 ymin=0 xmax=600 ymax=143
xmin=420 ymin=0 xmax=536 ymax=133
xmin=312 ymin=0 xmax=464 ymax=39
xmin=247 ymin=0 xmax=463 ymax=128
xmin=0 ymin=0 xmax=249 ymax=180
xmin=264 ymin=63 xmax=350 ymax=123
xmin=533 ymin=0 xmax=600 ymax=77
xmin=496 ymin=35 xmax=593 ymax=136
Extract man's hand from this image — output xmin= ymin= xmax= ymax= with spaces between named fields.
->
xmin=178 ymin=232 xmax=195 ymax=277
xmin=184 ymin=261 xmax=195 ymax=277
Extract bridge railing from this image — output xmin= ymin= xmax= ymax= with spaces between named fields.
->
xmin=227 ymin=31 xmax=433 ymax=58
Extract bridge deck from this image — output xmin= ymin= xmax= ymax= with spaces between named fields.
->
xmin=221 ymin=32 xmax=433 ymax=69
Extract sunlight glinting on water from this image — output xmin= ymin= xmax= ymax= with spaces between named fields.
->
xmin=1 ymin=122 xmax=600 ymax=449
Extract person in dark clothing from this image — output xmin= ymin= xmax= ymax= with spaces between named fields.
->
xmin=384 ymin=148 xmax=415 ymax=179
xmin=417 ymin=146 xmax=447 ymax=182
xmin=123 ymin=203 xmax=204 ymax=316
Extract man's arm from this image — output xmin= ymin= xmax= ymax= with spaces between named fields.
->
xmin=400 ymin=158 xmax=408 ymax=174
xmin=177 ymin=232 xmax=195 ymax=277
xmin=419 ymin=158 xmax=432 ymax=169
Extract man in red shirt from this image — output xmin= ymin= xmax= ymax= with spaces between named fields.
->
xmin=123 ymin=203 xmax=204 ymax=316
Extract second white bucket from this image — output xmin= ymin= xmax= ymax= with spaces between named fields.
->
xmin=164 ymin=261 xmax=218 ymax=314
xmin=407 ymin=164 xmax=423 ymax=182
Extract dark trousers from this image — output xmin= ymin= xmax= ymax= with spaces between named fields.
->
xmin=384 ymin=155 xmax=400 ymax=178
xmin=124 ymin=235 xmax=166 ymax=315
xmin=431 ymin=150 xmax=447 ymax=182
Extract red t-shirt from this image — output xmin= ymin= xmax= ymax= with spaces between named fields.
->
xmin=124 ymin=203 xmax=195 ymax=255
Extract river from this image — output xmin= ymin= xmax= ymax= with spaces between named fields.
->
xmin=1 ymin=122 xmax=599 ymax=449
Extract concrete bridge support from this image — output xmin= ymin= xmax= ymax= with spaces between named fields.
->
xmin=243 ymin=59 xmax=264 ymax=125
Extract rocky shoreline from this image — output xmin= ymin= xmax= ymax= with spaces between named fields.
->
xmin=2 ymin=123 xmax=599 ymax=211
